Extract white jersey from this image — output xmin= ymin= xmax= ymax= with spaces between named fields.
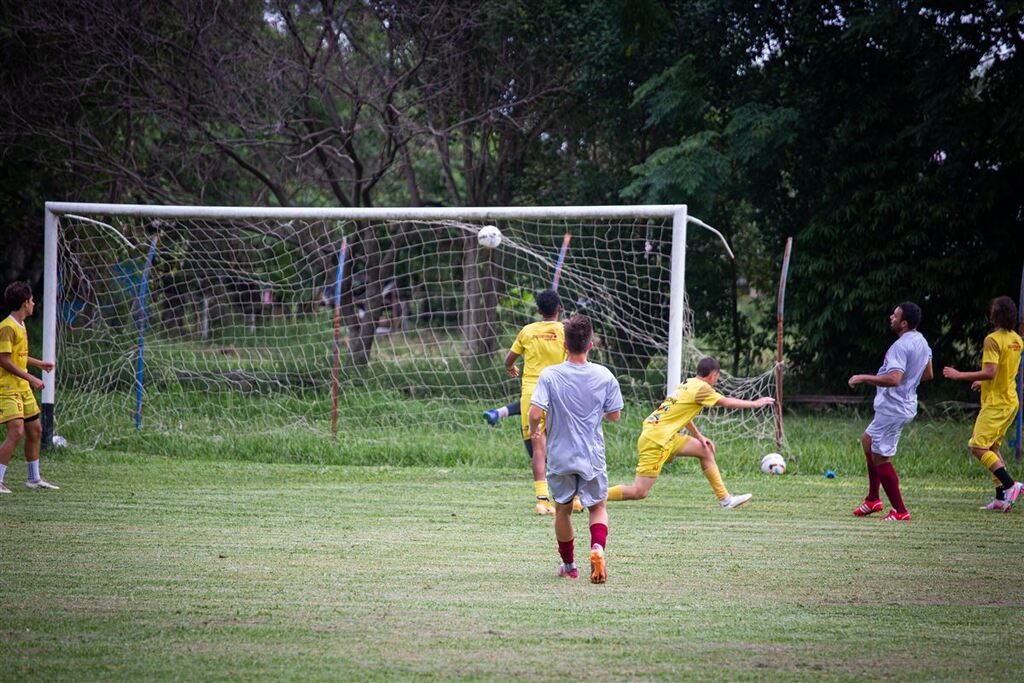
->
xmin=873 ymin=330 xmax=931 ymax=419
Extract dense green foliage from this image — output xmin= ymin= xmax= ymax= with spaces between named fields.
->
xmin=3 ymin=1 xmax=1022 ymax=390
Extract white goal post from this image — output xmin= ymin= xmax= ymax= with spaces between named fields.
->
xmin=41 ymin=202 xmax=753 ymax=452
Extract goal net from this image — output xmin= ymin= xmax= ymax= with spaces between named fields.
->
xmin=45 ymin=205 xmax=784 ymax=458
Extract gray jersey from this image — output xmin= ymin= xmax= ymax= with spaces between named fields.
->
xmin=873 ymin=330 xmax=932 ymax=419
xmin=531 ymin=361 xmax=623 ymax=479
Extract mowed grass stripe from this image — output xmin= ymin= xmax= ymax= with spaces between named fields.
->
xmin=1 ymin=457 xmax=1022 ymax=681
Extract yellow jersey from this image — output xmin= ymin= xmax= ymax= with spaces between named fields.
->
xmin=980 ymin=329 xmax=1023 ymax=410
xmin=0 ymin=315 xmax=30 ymax=394
xmin=641 ymin=377 xmax=723 ymax=447
xmin=510 ymin=320 xmax=565 ymax=390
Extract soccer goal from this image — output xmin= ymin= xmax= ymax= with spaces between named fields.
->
xmin=41 ymin=203 xmax=783 ymax=455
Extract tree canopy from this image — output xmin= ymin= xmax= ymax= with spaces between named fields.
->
xmin=2 ymin=0 xmax=1021 ymax=389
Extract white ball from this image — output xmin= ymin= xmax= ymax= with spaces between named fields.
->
xmin=52 ymin=435 xmax=68 ymax=448
xmin=477 ymin=225 xmax=502 ymax=249
xmin=760 ymin=452 xmax=786 ymax=475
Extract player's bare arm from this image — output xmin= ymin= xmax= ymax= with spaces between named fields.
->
xmin=716 ymin=396 xmax=775 ymax=409
xmin=921 ymin=360 xmax=934 ymax=381
xmin=942 ymin=362 xmax=996 ymax=383
xmin=603 ymin=410 xmax=621 ymax=422
xmin=28 ymin=357 xmax=55 ymax=373
xmin=0 ymin=351 xmax=43 ymax=390
xmin=847 ymin=369 xmax=904 ymax=388
xmin=504 ymin=350 xmax=521 ymax=378
xmin=685 ymin=420 xmax=715 ymax=454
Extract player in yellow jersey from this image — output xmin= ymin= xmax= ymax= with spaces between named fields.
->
xmin=500 ymin=289 xmax=568 ymax=514
xmin=0 ymin=282 xmax=58 ymax=494
xmin=943 ymin=296 xmax=1023 ymax=511
xmin=608 ymin=356 xmax=774 ymax=509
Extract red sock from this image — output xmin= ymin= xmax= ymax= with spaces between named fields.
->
xmin=558 ymin=539 xmax=574 ymax=565
xmin=865 ymin=452 xmax=880 ymax=502
xmin=875 ymin=461 xmax=907 ymax=514
xmin=589 ymin=523 xmax=608 ymax=550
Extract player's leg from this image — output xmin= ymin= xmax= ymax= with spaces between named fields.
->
xmin=482 ymin=400 xmax=520 ymax=427
xmin=579 ymin=471 xmax=609 ymax=583
xmin=521 ymin=392 xmax=553 ymax=514
xmin=21 ymin=391 xmax=55 ymax=490
xmin=874 ymin=453 xmax=909 ymax=520
xmin=970 ymin=407 xmax=1020 ymax=511
xmin=587 ymin=500 xmax=608 ymax=584
xmin=608 ymin=434 xmax=670 ymax=501
xmin=0 ymin=408 xmax=26 ymax=495
xmin=549 ymin=474 xmax=579 ymax=578
xmin=608 ymin=475 xmax=658 ymax=501
xmin=853 ymin=427 xmax=884 ymax=516
xmin=671 ymin=435 xmax=751 ymax=508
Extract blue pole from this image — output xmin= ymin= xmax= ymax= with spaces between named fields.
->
xmin=1016 ymin=262 xmax=1023 ymax=462
xmin=331 ymin=237 xmax=348 ymax=441
xmin=134 ymin=236 xmax=158 ymax=431
xmin=551 ymin=233 xmax=571 ymax=290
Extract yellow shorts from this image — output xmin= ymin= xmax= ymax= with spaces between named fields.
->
xmin=969 ymin=405 xmax=1018 ymax=450
xmin=635 ymin=432 xmax=692 ymax=478
xmin=520 ymin=389 xmax=546 ymax=441
xmin=0 ymin=389 xmax=40 ymax=425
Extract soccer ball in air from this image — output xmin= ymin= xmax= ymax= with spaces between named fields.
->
xmin=760 ymin=453 xmax=786 ymax=475
xmin=477 ymin=225 xmax=502 ymax=249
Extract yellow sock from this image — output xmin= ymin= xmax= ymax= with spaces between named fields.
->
xmin=702 ymin=462 xmax=729 ymax=501
xmin=534 ymin=479 xmax=549 ymax=500
xmin=608 ymin=485 xmax=624 ymax=501
xmin=980 ymin=450 xmax=999 ymax=471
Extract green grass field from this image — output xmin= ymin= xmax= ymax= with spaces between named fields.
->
xmin=2 ymin=417 xmax=1023 ymax=681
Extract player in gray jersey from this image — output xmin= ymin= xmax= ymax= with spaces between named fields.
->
xmin=529 ymin=315 xmax=622 ymax=583
xmin=848 ymin=302 xmax=933 ymax=521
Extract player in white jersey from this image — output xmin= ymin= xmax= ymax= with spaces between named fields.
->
xmin=848 ymin=302 xmax=933 ymax=521
xmin=529 ymin=315 xmax=622 ymax=583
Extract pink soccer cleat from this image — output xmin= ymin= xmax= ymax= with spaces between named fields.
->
xmin=558 ymin=564 xmax=579 ymax=579
xmin=882 ymin=509 xmax=911 ymax=521
xmin=981 ymin=498 xmax=1012 ymax=512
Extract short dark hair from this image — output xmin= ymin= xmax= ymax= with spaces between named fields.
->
xmin=990 ymin=296 xmax=1017 ymax=331
xmin=563 ymin=314 xmax=592 ymax=354
xmin=897 ymin=302 xmax=922 ymax=330
xmin=4 ymin=281 xmax=32 ymax=312
xmin=536 ymin=289 xmax=561 ymax=317
xmin=696 ymin=356 xmax=720 ymax=377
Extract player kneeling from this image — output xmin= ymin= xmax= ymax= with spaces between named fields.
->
xmin=528 ymin=315 xmax=623 ymax=583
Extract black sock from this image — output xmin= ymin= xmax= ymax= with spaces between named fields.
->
xmin=993 ymin=467 xmax=1015 ymax=490
xmin=996 ymin=486 xmax=1006 ymax=500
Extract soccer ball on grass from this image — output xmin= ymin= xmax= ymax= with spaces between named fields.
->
xmin=760 ymin=453 xmax=786 ymax=475
xmin=477 ymin=225 xmax=502 ymax=249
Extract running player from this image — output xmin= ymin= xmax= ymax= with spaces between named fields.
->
xmin=943 ymin=296 xmax=1023 ymax=510
xmin=528 ymin=315 xmax=622 ymax=583
xmin=494 ymin=289 xmax=567 ymax=514
xmin=848 ymin=302 xmax=933 ymax=521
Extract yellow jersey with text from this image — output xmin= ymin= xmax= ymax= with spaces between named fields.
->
xmin=641 ymin=377 xmax=723 ymax=447
xmin=510 ymin=320 xmax=566 ymax=390
xmin=0 ymin=316 xmax=30 ymax=394
xmin=980 ymin=329 xmax=1023 ymax=410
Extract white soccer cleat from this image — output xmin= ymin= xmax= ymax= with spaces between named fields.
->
xmin=1004 ymin=482 xmax=1024 ymax=508
xmin=25 ymin=479 xmax=59 ymax=490
xmin=720 ymin=493 xmax=753 ymax=509
xmin=0 ymin=483 xmax=10 ymax=494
